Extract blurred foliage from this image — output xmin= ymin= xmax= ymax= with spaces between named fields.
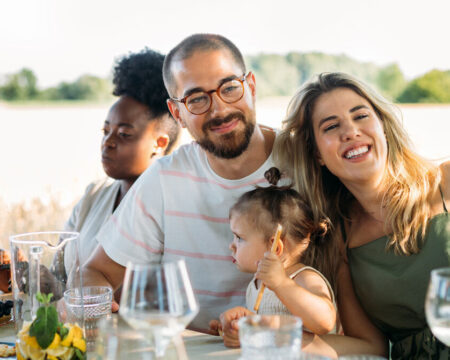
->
xmin=397 ymin=70 xmax=450 ymax=103
xmin=1 ymin=55 xmax=449 ymax=103
xmin=0 ymin=68 xmax=113 ymax=102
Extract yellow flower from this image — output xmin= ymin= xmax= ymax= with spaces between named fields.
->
xmin=47 ymin=333 xmax=61 ymax=349
xmin=60 ymin=326 xmax=74 ymax=347
xmin=72 ymin=337 xmax=86 ymax=353
xmin=47 ymin=355 xmax=58 ymax=360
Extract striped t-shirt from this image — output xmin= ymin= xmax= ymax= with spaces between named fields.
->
xmin=96 ymin=141 xmax=274 ymax=330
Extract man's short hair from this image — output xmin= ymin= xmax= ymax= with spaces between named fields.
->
xmin=163 ymin=34 xmax=246 ymax=97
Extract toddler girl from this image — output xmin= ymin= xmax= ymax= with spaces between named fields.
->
xmin=213 ymin=167 xmax=337 ymax=346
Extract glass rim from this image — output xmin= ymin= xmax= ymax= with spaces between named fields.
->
xmin=64 ymin=286 xmax=113 ymax=301
xmin=125 ymin=258 xmax=186 ymax=270
xmin=431 ymin=266 xmax=450 ymax=277
xmin=237 ymin=314 xmax=303 ymax=330
xmin=9 ymin=231 xmax=80 ymax=248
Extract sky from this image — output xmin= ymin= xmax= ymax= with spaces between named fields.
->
xmin=1 ymin=0 xmax=449 ymax=88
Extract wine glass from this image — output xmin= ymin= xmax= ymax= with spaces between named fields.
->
xmin=119 ymin=260 xmax=199 ymax=359
xmin=425 ymin=267 xmax=450 ymax=346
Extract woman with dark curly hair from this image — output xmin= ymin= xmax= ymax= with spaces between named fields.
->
xmin=64 ymin=48 xmax=180 ymax=269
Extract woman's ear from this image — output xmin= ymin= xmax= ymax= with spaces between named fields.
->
xmin=152 ymin=135 xmax=169 ymax=158
xmin=316 ymin=150 xmax=325 ymax=166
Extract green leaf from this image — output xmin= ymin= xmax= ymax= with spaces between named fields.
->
xmin=59 ymin=325 xmax=69 ymax=340
xmin=75 ymin=348 xmax=86 ymax=360
xmin=29 ymin=303 xmax=58 ymax=349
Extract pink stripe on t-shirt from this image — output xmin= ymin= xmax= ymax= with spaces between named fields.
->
xmin=131 ymin=187 xmax=158 ymax=223
xmin=165 ymin=248 xmax=233 ymax=261
xmin=165 ymin=210 xmax=229 ymax=223
xmin=111 ymin=215 xmax=162 ymax=254
xmin=160 ymin=170 xmax=267 ymax=190
xmin=194 ymin=289 xmax=246 ymax=297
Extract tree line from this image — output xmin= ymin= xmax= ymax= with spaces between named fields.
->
xmin=1 ymin=52 xmax=450 ymax=103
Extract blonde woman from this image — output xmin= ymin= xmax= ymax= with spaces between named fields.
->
xmin=274 ymin=72 xmax=450 ymax=359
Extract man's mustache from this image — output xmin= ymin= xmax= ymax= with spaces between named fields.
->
xmin=203 ymin=112 xmax=245 ymax=132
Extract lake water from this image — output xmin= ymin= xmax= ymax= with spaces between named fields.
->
xmin=1 ymin=99 xmax=449 ymax=206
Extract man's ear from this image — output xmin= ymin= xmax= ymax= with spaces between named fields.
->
xmin=167 ymin=99 xmax=185 ymax=128
xmin=246 ymin=71 xmax=256 ymax=98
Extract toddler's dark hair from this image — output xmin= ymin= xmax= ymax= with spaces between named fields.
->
xmin=230 ymin=167 xmax=337 ymax=291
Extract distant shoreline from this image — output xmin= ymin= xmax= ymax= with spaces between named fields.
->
xmin=1 ymin=98 xmax=450 ymax=110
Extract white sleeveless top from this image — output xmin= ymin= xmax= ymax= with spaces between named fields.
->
xmin=246 ymin=266 xmax=336 ymax=319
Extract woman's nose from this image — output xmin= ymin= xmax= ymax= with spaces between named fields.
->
xmin=340 ymin=120 xmax=360 ymax=141
xmin=102 ymin=133 xmax=116 ymax=148
xmin=229 ymin=242 xmax=236 ymax=252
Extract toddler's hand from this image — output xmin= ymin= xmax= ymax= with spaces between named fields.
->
xmin=208 ymin=319 xmax=222 ymax=336
xmin=219 ymin=306 xmax=253 ymax=348
xmin=255 ymin=252 xmax=288 ymax=290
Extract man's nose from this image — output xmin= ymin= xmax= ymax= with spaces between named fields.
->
xmin=208 ymin=92 xmax=228 ymax=117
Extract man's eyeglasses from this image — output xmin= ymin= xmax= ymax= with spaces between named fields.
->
xmin=171 ymin=73 xmax=248 ymax=115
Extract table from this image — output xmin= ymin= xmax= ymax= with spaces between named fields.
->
xmin=0 ymin=322 xmax=241 ymax=359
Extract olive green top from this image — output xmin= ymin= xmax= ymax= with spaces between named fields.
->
xmin=348 ymin=211 xmax=450 ymax=358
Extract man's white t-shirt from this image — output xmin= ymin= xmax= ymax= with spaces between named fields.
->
xmin=96 ymin=141 xmax=274 ymax=330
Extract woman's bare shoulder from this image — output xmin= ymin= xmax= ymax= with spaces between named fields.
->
xmin=439 ymin=161 xmax=450 ymax=206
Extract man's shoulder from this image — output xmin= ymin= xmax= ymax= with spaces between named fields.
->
xmin=157 ymin=141 xmax=203 ymax=171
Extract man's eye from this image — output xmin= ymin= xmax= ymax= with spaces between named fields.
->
xmin=188 ymin=94 xmax=208 ymax=105
xmin=221 ymin=84 xmax=239 ymax=95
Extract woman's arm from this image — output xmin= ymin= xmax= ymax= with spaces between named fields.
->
xmin=335 ymin=261 xmax=388 ymax=356
xmin=256 ymin=253 xmax=335 ymax=334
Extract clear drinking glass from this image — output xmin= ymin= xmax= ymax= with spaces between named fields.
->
xmin=238 ymin=314 xmax=303 ymax=360
xmin=119 ymin=260 xmax=199 ymax=359
xmin=64 ymin=286 xmax=112 ymax=350
xmin=425 ymin=267 xmax=450 ymax=346
xmin=9 ymin=231 xmax=85 ymax=359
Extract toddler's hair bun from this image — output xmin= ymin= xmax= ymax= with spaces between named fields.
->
xmin=264 ymin=167 xmax=281 ymax=185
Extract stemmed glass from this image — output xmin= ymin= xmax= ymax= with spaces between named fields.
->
xmin=425 ymin=267 xmax=450 ymax=346
xmin=119 ymin=260 xmax=199 ymax=359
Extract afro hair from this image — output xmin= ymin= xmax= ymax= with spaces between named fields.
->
xmin=112 ymin=48 xmax=169 ymax=118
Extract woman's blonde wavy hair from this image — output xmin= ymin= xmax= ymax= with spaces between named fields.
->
xmin=274 ymin=72 xmax=440 ymax=255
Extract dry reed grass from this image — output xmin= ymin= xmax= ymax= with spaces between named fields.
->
xmin=0 ymin=195 xmax=74 ymax=250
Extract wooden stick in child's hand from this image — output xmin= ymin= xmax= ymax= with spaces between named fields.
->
xmin=253 ymin=223 xmax=283 ymax=312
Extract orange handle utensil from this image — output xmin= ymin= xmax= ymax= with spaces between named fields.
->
xmin=253 ymin=223 xmax=283 ymax=312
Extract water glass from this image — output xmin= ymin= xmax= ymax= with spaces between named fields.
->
xmin=94 ymin=315 xmax=156 ymax=359
xmin=64 ymin=286 xmax=113 ymax=350
xmin=238 ymin=314 xmax=303 ymax=360
xmin=425 ymin=267 xmax=450 ymax=346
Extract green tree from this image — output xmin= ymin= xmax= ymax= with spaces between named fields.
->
xmin=397 ymin=70 xmax=450 ymax=103
xmin=0 ymin=68 xmax=38 ymax=100
xmin=376 ymin=64 xmax=406 ymax=100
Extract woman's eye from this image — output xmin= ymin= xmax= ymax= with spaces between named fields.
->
xmin=324 ymin=123 xmax=338 ymax=132
xmin=355 ymin=114 xmax=368 ymax=120
xmin=119 ymin=132 xmax=131 ymax=138
xmin=102 ymin=128 xmax=108 ymax=135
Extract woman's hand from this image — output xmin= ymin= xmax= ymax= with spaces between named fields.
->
xmin=255 ymin=252 xmax=288 ymax=291
xmin=219 ymin=306 xmax=254 ymax=348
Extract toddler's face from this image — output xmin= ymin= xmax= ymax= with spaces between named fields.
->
xmin=229 ymin=212 xmax=269 ymax=273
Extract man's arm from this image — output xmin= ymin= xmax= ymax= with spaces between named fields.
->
xmin=82 ymin=244 xmax=125 ymax=292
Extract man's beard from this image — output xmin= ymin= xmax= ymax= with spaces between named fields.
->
xmin=196 ymin=112 xmax=255 ymax=159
